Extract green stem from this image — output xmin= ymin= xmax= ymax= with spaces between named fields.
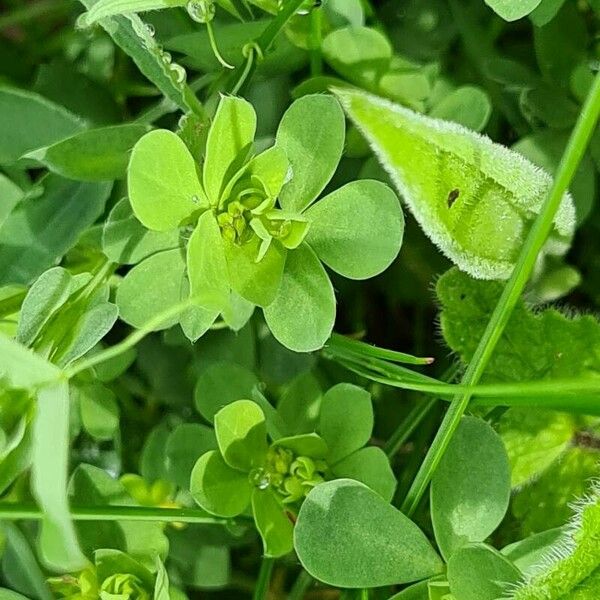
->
xmin=287 ymin=570 xmax=313 ymax=600
xmin=229 ymin=0 xmax=305 ymax=94
xmin=65 ymin=297 xmax=195 ymax=379
xmin=0 ymin=0 xmax=72 ymax=29
xmin=0 ymin=503 xmax=231 ymax=525
xmin=308 ymin=7 xmax=323 ymax=76
xmin=401 ymin=71 xmax=600 ymax=516
xmin=384 ymin=397 xmax=438 ymax=459
xmin=253 ymin=556 xmax=275 ymax=600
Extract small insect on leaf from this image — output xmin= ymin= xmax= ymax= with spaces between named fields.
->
xmin=447 ymin=188 xmax=460 ymax=208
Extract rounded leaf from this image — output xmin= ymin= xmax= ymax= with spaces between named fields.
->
xmin=430 ymin=416 xmax=511 ymax=561
xmin=294 ymin=479 xmax=443 ymax=588
xmin=187 ymin=210 xmax=230 ymax=312
xmin=305 ymin=179 xmax=403 ymax=279
xmin=252 ymin=488 xmax=294 ymax=558
xmin=332 ymin=447 xmax=397 ymax=502
xmin=128 ymin=129 xmax=204 ymax=231
xmin=116 ymin=249 xmax=186 ymax=330
xmin=190 ymin=450 xmax=251 ymax=517
xmin=214 ymin=400 xmax=268 ymax=471
xmin=447 ymin=543 xmax=520 ymax=600
xmin=194 ymin=362 xmax=260 ymax=423
xmin=263 ymin=244 xmax=335 ymax=352
xmin=429 ymin=86 xmax=492 ymax=132
xmin=275 ymin=95 xmax=345 ymax=212
xmin=319 ymin=383 xmax=373 ymax=463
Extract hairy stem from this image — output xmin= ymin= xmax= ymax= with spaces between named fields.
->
xmin=402 ymin=71 xmax=600 ymax=516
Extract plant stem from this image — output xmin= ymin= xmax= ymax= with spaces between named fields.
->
xmin=0 ymin=0 xmax=72 ymax=29
xmin=230 ymin=0 xmax=305 ymax=94
xmin=401 ymin=71 xmax=600 ymax=517
xmin=287 ymin=570 xmax=312 ymax=600
xmin=385 ymin=397 xmax=438 ymax=459
xmin=0 ymin=503 xmax=231 ymax=525
xmin=308 ymin=7 xmax=323 ymax=76
xmin=65 ymin=297 xmax=195 ymax=378
xmin=253 ymin=556 xmax=275 ymax=600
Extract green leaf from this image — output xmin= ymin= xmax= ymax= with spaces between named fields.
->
xmin=498 ymin=408 xmax=576 ymax=487
xmin=194 ymin=362 xmax=260 ymax=423
xmin=24 ymin=124 xmax=149 ymax=181
xmin=529 ymin=0 xmax=568 ymax=26
xmin=78 ymin=0 xmax=205 ymax=117
xmin=484 ymin=0 xmax=542 ymax=21
xmin=263 ymin=244 xmax=335 ymax=352
xmin=322 ymin=26 xmax=392 ymax=87
xmin=245 ymin=145 xmax=290 ymax=199
xmin=0 ymin=333 xmax=60 ymax=388
xmin=203 ymin=95 xmax=257 ymax=205
xmin=305 ymin=179 xmax=404 ymax=279
xmin=319 ymin=383 xmax=373 ymax=464
xmin=429 ymin=86 xmax=492 ymax=132
xmin=0 ymin=174 xmax=23 ymax=229
xmin=252 ymin=488 xmax=294 ymax=557
xmin=187 ymin=211 xmax=230 ymax=311
xmin=116 ymin=249 xmax=186 ymax=330
xmin=214 ymin=400 xmax=268 ymax=471
xmin=437 ymin=267 xmax=600 ymax=413
xmin=180 ymin=304 xmax=220 ymax=342
xmin=165 ymin=423 xmax=217 ymax=489
xmin=224 ymin=235 xmax=286 ymax=307
xmin=331 ymin=447 xmax=397 ymax=502
xmin=190 ymin=450 xmax=252 ymax=517
xmin=76 ymin=383 xmax=120 ymax=441
xmin=1 ymin=523 xmax=53 ymax=600
xmin=0 ymin=176 xmax=111 ymax=286
xmin=447 ymin=543 xmax=520 ymax=600
xmin=0 ymin=86 xmax=85 ymax=166
xmin=272 ymin=433 xmax=328 ymax=458
xmin=69 ymin=464 xmax=169 ymax=564
xmin=54 ymin=298 xmax=119 ymax=368
xmin=275 ymin=94 xmax=345 ymax=212
xmin=16 ymin=267 xmax=73 ymax=347
xmin=32 ymin=382 xmax=87 ymax=571
xmin=222 ymin=290 xmax=255 ymax=332
xmin=80 ymin=0 xmax=187 ymax=26
xmin=294 ymin=479 xmax=443 ymax=587
xmin=128 ymin=129 xmax=204 ymax=231
xmin=335 ymin=87 xmax=575 ymax=280
xmin=502 ymin=527 xmax=565 ymax=575
xmin=387 ymin=580 xmax=429 ymax=600
xmin=95 ymin=549 xmax=155 ymax=589
xmin=430 ymin=416 xmax=511 ymax=561
xmin=102 ymin=198 xmax=181 ymax=265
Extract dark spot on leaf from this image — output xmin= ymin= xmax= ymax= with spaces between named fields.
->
xmin=447 ymin=188 xmax=460 ymax=208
